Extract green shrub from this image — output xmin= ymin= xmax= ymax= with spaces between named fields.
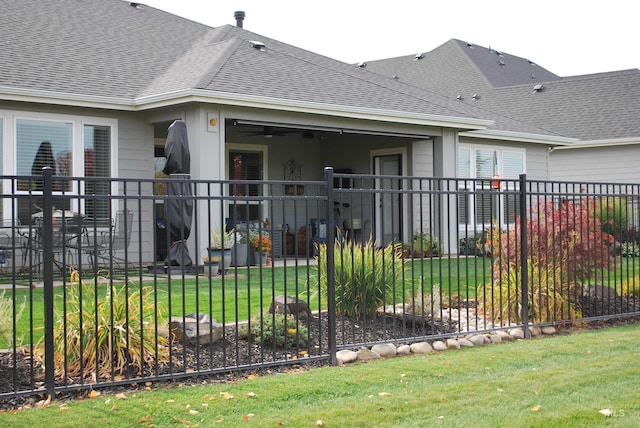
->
xmin=317 ymin=234 xmax=405 ymax=317
xmin=241 ymin=313 xmax=309 ymax=349
xmin=621 ymin=241 xmax=640 ymax=258
xmin=459 ymin=230 xmax=492 ymax=257
xmin=410 ymin=232 xmax=442 ymax=257
xmin=35 ymin=270 xmax=169 ymax=380
xmin=477 ymin=260 xmax=582 ymax=324
xmin=593 ymin=196 xmax=629 ymax=239
xmin=0 ymin=290 xmax=26 ymax=345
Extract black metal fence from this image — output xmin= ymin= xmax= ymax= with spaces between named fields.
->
xmin=1 ymin=168 xmax=639 ymax=402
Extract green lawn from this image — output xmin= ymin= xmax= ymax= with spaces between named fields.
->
xmin=1 ymin=323 xmax=638 ymax=427
xmin=2 ymin=256 xmax=638 ymax=349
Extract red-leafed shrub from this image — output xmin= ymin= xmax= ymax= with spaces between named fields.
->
xmin=479 ymin=197 xmax=617 ymax=324
xmin=492 ymin=197 xmax=616 ymax=285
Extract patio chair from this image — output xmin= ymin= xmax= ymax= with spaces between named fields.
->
xmin=31 ymin=214 xmax=84 ymax=276
xmin=85 ymin=209 xmax=134 ymax=271
xmin=0 ymin=219 xmax=26 ymax=272
xmin=82 ymin=216 xmax=115 ymax=271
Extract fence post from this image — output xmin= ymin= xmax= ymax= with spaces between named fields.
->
xmin=324 ymin=167 xmax=337 ymax=364
xmin=42 ymin=167 xmax=56 ymax=399
xmin=519 ymin=174 xmax=530 ymax=338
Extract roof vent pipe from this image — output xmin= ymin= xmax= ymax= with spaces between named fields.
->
xmin=234 ymin=11 xmax=245 ymax=28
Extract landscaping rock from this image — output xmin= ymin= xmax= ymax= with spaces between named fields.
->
xmin=542 ymin=326 xmax=557 ymax=335
xmin=356 ymin=347 xmax=381 ymax=361
xmin=583 ymin=284 xmax=618 ymax=299
xmin=397 ymin=344 xmax=411 ymax=356
xmin=446 ymin=338 xmax=461 ymax=349
xmin=469 ymin=335 xmax=486 ymax=346
xmin=496 ymin=331 xmax=512 ymax=341
xmin=509 ymin=328 xmax=525 ymax=339
xmin=169 ymin=313 xmax=223 ymax=345
xmin=270 ymin=295 xmax=311 ymax=320
xmin=433 ymin=340 xmax=447 ymax=351
xmin=336 ymin=350 xmax=358 ymax=365
xmin=410 ymin=342 xmax=433 ymax=354
xmin=458 ymin=338 xmax=474 ymax=348
xmin=372 ymin=343 xmax=397 ymax=358
xmin=489 ymin=334 xmax=502 ymax=344
xmin=529 ymin=326 xmax=542 ymax=336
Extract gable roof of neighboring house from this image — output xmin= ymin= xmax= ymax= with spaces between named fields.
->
xmin=0 ymin=0 xmax=573 ymax=145
xmin=364 ymin=39 xmax=640 ymax=143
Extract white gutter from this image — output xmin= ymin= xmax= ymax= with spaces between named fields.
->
xmin=550 ymin=137 xmax=640 ymax=150
xmin=461 ymin=128 xmax=576 ymax=146
xmin=0 ymin=86 xmax=133 ymax=111
xmin=1 ymin=86 xmax=492 ymax=131
xmin=136 ymin=89 xmax=493 ymax=130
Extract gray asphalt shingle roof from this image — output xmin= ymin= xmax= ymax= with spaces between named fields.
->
xmin=0 ymin=0 xmax=567 ymax=139
xmin=364 ymin=39 xmax=640 ymax=141
xmin=1 ymin=0 xmax=210 ymax=99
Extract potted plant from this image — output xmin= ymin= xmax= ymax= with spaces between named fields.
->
xmin=411 ymin=232 xmax=442 ymax=258
xmin=229 ymin=229 xmax=249 ymax=267
xmin=249 ymin=230 xmax=271 ymax=265
xmin=206 ymin=228 xmax=235 ymax=273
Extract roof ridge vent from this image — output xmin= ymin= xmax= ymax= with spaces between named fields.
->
xmin=357 ymin=62 xmax=367 ymax=68
xmin=249 ymin=41 xmax=266 ymax=51
xmin=414 ymin=53 xmax=424 ymax=60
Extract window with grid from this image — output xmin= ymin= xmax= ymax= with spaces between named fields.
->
xmin=10 ymin=116 xmax=113 ymax=224
xmin=83 ymin=124 xmax=111 ymax=220
xmin=458 ymin=146 xmax=524 ymax=228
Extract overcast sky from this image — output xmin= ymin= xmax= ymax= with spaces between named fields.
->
xmin=141 ymin=0 xmax=639 ymax=77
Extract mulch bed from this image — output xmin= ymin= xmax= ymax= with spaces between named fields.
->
xmin=1 ymin=296 xmax=639 ymax=412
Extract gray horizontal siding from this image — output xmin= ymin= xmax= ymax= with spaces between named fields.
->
xmin=550 ymin=145 xmax=640 ymax=183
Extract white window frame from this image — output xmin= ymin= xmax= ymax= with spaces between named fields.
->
xmin=0 ymin=109 xmax=118 ymax=221
xmin=457 ymin=144 xmax=525 ymax=232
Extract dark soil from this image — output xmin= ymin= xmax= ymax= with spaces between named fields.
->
xmin=1 ymin=296 xmax=639 ymax=412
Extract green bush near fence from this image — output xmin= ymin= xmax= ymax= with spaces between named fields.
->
xmin=593 ymin=196 xmax=629 ymax=239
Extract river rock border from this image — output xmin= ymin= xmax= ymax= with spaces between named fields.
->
xmin=336 ymin=324 xmax=558 ymax=365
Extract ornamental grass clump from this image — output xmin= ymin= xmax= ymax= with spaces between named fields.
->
xmin=35 ymin=270 xmax=169 ymax=380
xmin=620 ymin=276 xmax=640 ymax=298
xmin=0 ymin=290 xmax=26 ymax=346
xmin=477 ymin=260 xmax=582 ymax=324
xmin=317 ymin=234 xmax=405 ymax=317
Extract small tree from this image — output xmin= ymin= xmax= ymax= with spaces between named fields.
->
xmin=492 ymin=198 xmax=616 ymax=285
xmin=481 ymin=197 xmax=616 ymax=324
